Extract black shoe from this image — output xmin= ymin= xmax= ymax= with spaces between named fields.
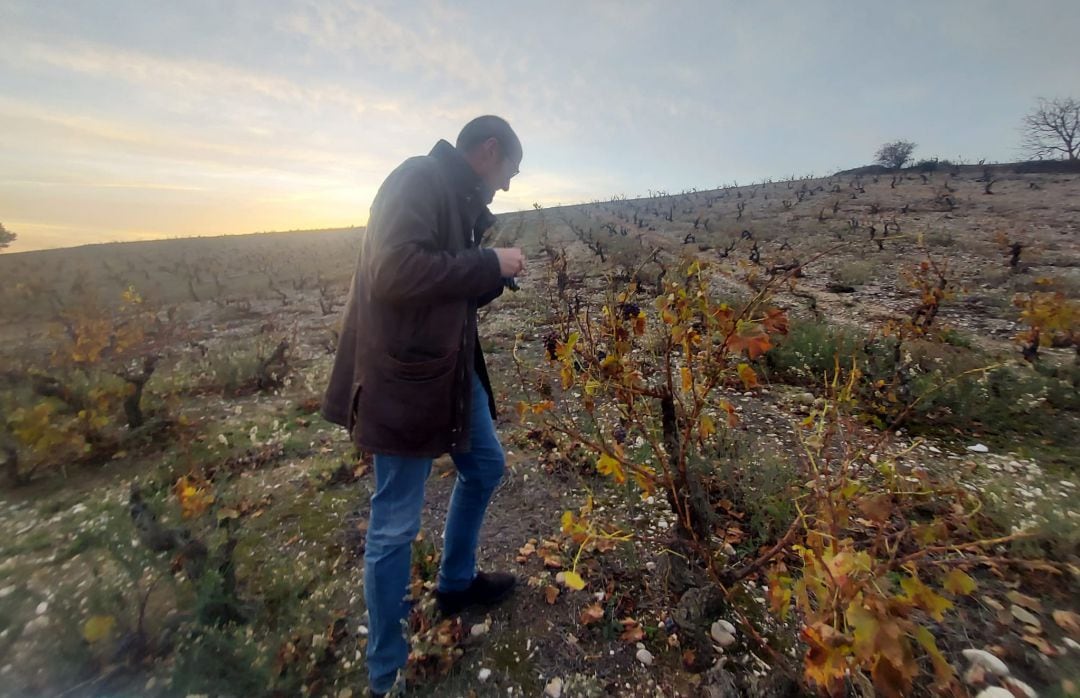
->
xmin=435 ymin=571 xmax=517 ymax=616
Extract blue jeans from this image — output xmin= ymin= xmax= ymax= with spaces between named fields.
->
xmin=363 ymin=374 xmax=506 ymax=693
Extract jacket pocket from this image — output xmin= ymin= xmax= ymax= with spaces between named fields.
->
xmin=345 ymin=380 xmax=363 ymax=432
xmin=362 ymin=349 xmax=460 ymax=446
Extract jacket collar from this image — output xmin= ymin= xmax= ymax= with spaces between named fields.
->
xmin=429 ymin=140 xmax=493 ymax=220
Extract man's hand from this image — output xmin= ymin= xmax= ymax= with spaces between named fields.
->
xmin=493 ymin=247 xmax=525 ymax=277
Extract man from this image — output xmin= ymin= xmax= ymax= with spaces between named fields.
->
xmin=322 ymin=115 xmax=525 ymax=696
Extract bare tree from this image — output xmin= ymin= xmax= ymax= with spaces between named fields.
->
xmin=874 ymin=140 xmax=917 ymax=170
xmin=1022 ymin=97 xmax=1080 ymax=161
xmin=0 ymin=223 xmax=15 ymax=251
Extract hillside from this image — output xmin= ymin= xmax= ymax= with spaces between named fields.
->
xmin=0 ymin=164 xmax=1078 ymax=697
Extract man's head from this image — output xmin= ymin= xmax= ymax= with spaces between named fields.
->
xmin=456 ymin=115 xmax=522 ymax=202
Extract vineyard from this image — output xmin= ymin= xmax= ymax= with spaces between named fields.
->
xmin=0 ymin=161 xmax=1078 ymax=697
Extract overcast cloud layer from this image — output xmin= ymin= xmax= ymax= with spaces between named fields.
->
xmin=1 ymin=0 xmax=1077 ymax=251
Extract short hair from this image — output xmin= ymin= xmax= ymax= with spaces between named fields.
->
xmin=456 ymin=115 xmax=522 ymax=163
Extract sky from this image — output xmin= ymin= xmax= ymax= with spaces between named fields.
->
xmin=1 ymin=1 xmax=1078 ymax=252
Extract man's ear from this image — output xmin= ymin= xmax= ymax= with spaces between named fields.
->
xmin=485 ymin=137 xmax=501 ymax=164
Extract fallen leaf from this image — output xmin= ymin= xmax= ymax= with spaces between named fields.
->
xmin=1011 ymin=605 xmax=1042 ymax=630
xmin=620 ymin=620 xmax=645 ymax=643
xmin=1021 ymin=633 xmax=1056 ymax=656
xmin=217 ymin=507 xmax=239 ymax=521
xmin=1006 ymin=591 xmax=1043 ymax=613
xmin=517 ymin=541 xmax=536 ymax=563
xmin=544 ymin=586 xmax=560 ymax=605
xmin=543 ymin=553 xmax=565 ymax=569
xmin=1052 ymin=609 xmax=1080 ymax=637
xmin=579 ymin=603 xmax=604 ymax=625
xmin=562 ymin=570 xmax=585 ymax=590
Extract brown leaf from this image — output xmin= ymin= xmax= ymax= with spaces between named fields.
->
xmin=621 ymin=625 xmax=645 ymax=643
xmin=856 ymin=494 xmax=892 ymax=523
xmin=681 ymin=649 xmax=697 ymax=668
xmin=1052 ymin=609 xmax=1080 ymax=637
xmin=542 ymin=553 xmax=564 ymax=569
xmin=579 ymin=603 xmax=604 ymax=625
xmin=544 ymin=585 xmax=560 ymax=605
xmin=593 ymin=537 xmax=617 ymax=553
xmin=1010 ymin=605 xmax=1042 ymax=631
xmin=516 ymin=541 xmax=536 ymax=563
xmin=1006 ymin=591 xmax=1043 ymax=613
xmin=1021 ymin=633 xmax=1056 ymax=656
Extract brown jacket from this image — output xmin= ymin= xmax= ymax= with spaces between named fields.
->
xmin=321 ymin=140 xmax=505 ymax=457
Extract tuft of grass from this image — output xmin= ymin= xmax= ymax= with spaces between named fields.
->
xmin=709 ymin=434 xmax=799 ymax=553
xmin=924 ymin=230 xmax=955 ymax=247
xmin=763 ymin=320 xmax=862 ymax=385
xmin=832 ymin=261 xmax=875 ymax=287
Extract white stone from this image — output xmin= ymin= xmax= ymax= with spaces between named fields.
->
xmin=967 ymin=443 xmax=990 ymax=453
xmin=0 ymin=586 xmax=13 ymax=599
xmin=975 ymin=688 xmax=1015 ymax=698
xmin=962 ymin=649 xmax=1010 ymax=677
xmin=714 ymin=619 xmax=736 ymax=635
xmin=1065 ymin=638 xmax=1080 ymax=652
xmin=710 ymin=621 xmax=736 ymax=648
xmin=478 ymin=668 xmax=492 ymax=683
xmin=636 ymin=648 xmax=654 ymax=666
xmin=35 ymin=601 xmax=47 ymax=615
xmin=356 ymin=625 xmax=368 ymax=636
xmin=471 ymin=623 xmax=488 ymax=637
xmin=544 ymin=677 xmax=564 ymax=698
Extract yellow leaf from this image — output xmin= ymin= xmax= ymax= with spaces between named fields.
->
xmin=913 ymin=625 xmax=955 ymax=686
xmin=680 ymin=366 xmax=693 ymax=392
xmin=632 ymin=466 xmax=656 ymax=498
xmin=699 ymin=414 xmax=716 ymax=440
xmin=83 ymin=615 xmax=116 ymax=643
xmin=596 ymin=452 xmax=626 ymax=484
xmin=845 ymin=599 xmax=880 ymax=662
xmin=943 ymin=569 xmax=977 ymax=596
xmin=736 ymin=363 xmax=759 ymax=390
xmin=560 ymin=365 xmax=574 ymax=390
xmin=563 ymin=570 xmax=586 ymax=590
xmin=900 ymin=574 xmax=953 ymax=621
